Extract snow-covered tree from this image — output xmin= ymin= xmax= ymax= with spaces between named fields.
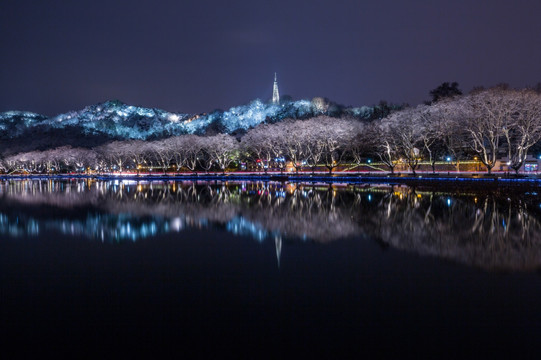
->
xmin=463 ymin=87 xmax=518 ymax=174
xmin=306 ymin=117 xmax=359 ymax=174
xmin=96 ymin=141 xmax=131 ymax=172
xmin=241 ymin=124 xmax=280 ymax=173
xmin=124 ymin=140 xmax=151 ymax=174
xmin=65 ymin=148 xmax=98 ymax=173
xmin=180 ymin=135 xmax=204 ymax=173
xmin=148 ymin=140 xmax=175 ymax=174
xmin=374 ymin=118 xmax=402 ymax=174
xmin=203 ymin=134 xmax=239 ymax=173
xmin=501 ymin=89 xmax=541 ymax=174
xmin=380 ymin=108 xmax=427 ymax=174
xmin=272 ymin=120 xmax=311 ymax=173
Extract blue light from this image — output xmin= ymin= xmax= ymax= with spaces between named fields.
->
xmin=446 ymin=157 xmax=451 ymax=162
xmin=447 ymin=198 xmax=451 ymax=206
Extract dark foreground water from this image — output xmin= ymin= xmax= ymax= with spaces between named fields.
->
xmin=1 ymin=179 xmax=541 ymax=357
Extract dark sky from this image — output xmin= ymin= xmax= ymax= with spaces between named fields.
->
xmin=1 ymin=0 xmax=541 ymax=116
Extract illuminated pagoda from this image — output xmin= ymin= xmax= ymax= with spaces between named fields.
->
xmin=272 ymin=72 xmax=280 ymax=104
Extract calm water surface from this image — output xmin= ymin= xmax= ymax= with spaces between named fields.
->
xmin=1 ymin=179 xmax=541 ymax=356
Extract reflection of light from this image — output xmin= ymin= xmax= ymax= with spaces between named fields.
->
xmin=368 ymin=194 xmax=372 ymax=201
xmin=171 ymin=217 xmax=183 ymax=232
xmin=447 ymin=198 xmax=451 ymax=207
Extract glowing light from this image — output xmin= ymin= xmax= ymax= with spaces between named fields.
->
xmin=168 ymin=114 xmax=180 ymax=122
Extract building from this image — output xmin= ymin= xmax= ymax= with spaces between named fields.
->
xmin=494 ymin=155 xmax=540 ymax=173
xmin=272 ymin=72 xmax=280 ymax=104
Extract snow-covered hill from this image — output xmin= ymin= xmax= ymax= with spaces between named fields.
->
xmin=0 ymin=98 xmax=397 ymax=154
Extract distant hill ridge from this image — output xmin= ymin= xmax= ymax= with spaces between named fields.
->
xmin=0 ymin=98 xmax=401 ymax=154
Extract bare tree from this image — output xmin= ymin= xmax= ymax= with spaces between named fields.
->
xmin=433 ymin=99 xmax=470 ymax=172
xmin=125 ymin=140 xmax=150 ymax=175
xmin=96 ymin=141 xmax=131 ymax=173
xmin=462 ymin=88 xmax=516 ymax=174
xmin=148 ymin=140 xmax=174 ymax=174
xmin=204 ymin=134 xmax=239 ymax=173
xmin=241 ymin=124 xmax=281 ymax=173
xmin=307 ymin=117 xmax=358 ymax=174
xmin=380 ymin=108 xmax=425 ymax=175
xmin=181 ymin=135 xmax=204 ymax=173
xmin=273 ymin=120 xmax=310 ymax=174
xmin=501 ymin=89 xmax=541 ymax=174
xmin=416 ymin=104 xmax=448 ymax=174
xmin=374 ymin=120 xmax=400 ymax=174
xmin=66 ymin=148 xmax=98 ymax=173
xmin=163 ymin=136 xmax=188 ymax=174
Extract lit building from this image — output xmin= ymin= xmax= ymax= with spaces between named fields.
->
xmin=272 ymin=72 xmax=280 ymax=104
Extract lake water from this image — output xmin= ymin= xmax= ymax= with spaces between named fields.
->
xmin=1 ymin=179 xmax=541 ymax=357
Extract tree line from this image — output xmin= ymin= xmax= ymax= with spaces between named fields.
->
xmin=2 ymin=86 xmax=541 ymax=175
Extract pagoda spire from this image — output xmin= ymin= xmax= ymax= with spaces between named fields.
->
xmin=272 ymin=72 xmax=280 ymax=104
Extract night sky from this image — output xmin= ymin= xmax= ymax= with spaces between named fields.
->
xmin=1 ymin=0 xmax=541 ymax=116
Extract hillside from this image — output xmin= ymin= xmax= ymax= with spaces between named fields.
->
xmin=0 ymin=98 xmax=399 ymax=154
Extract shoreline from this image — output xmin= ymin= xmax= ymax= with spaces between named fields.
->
xmin=1 ymin=172 xmax=541 ymax=187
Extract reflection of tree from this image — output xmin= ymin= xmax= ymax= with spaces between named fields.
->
xmin=2 ymin=179 xmax=541 ymax=271
xmin=0 ymin=180 xmax=361 ymax=243
xmin=237 ymin=183 xmax=359 ymax=242
xmin=359 ymin=188 xmax=541 ymax=271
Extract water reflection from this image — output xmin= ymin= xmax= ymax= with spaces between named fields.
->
xmin=1 ymin=179 xmax=541 ymax=270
